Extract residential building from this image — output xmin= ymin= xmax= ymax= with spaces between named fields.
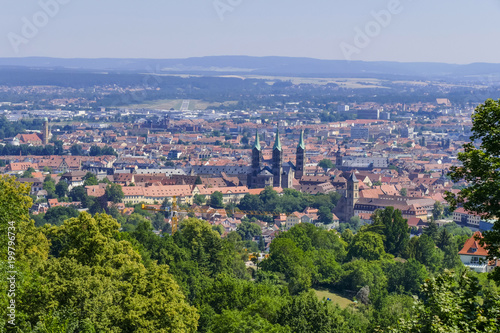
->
xmin=350 ymin=125 xmax=369 ymax=140
xmin=459 ymin=231 xmax=498 ymax=273
xmin=60 ymin=171 xmax=87 ymax=190
xmin=453 ymin=207 xmax=483 ymax=227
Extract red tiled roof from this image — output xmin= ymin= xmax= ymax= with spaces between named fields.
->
xmin=86 ymin=185 xmax=106 ymax=197
xmin=407 ymin=217 xmax=426 ymax=227
xmin=358 ymin=213 xmax=373 ymax=220
xmin=196 ymin=186 xmax=249 ymax=196
xmin=122 ymin=186 xmax=145 ymax=196
xmin=459 ymin=231 xmax=489 ymax=257
xmin=6 ymin=162 xmax=39 ymax=171
xmin=17 ymin=133 xmax=42 ymax=144
xmin=247 ymin=187 xmax=284 ymax=195
xmin=144 ymin=185 xmax=192 ymax=197
xmin=360 ymin=188 xmax=384 ymax=199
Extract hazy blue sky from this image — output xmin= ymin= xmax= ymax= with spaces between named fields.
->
xmin=1 ymin=0 xmax=499 ymax=63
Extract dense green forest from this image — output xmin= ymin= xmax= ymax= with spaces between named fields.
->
xmin=2 ymin=175 xmax=500 ymax=332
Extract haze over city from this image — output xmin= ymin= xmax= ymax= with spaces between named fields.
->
xmin=2 ymin=0 xmax=500 ymax=64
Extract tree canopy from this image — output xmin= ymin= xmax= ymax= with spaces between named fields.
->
xmin=318 ymin=159 xmax=334 ymax=171
xmin=210 ymin=191 xmax=224 ymax=209
xmin=2 ymin=175 xmax=500 ymax=332
xmin=391 ymin=270 xmax=500 ymax=333
xmin=363 ymin=207 xmax=410 ymax=257
xmin=105 ymin=183 xmax=124 ymax=203
xmin=446 ymin=99 xmax=500 ymax=279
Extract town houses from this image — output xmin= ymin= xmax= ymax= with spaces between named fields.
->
xmin=0 ymin=99 xmax=486 ymax=256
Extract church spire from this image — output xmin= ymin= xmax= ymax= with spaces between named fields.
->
xmin=273 ymin=128 xmax=282 ymax=151
xmin=297 ymin=130 xmax=305 ymax=150
xmin=295 ymin=129 xmax=306 ymax=180
xmin=348 ymin=172 xmax=359 ymax=183
xmin=253 ymin=130 xmax=261 ymax=151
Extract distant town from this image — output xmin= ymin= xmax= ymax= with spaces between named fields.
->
xmin=0 ymin=77 xmax=491 ymax=266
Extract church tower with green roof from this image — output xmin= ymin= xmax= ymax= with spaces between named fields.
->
xmin=272 ymin=128 xmax=283 ymax=188
xmin=251 ymin=130 xmax=262 ymax=177
xmin=295 ymin=129 xmax=306 ymax=179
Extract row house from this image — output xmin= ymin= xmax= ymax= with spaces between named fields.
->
xmin=191 ymin=185 xmax=249 ymax=205
xmin=122 ymin=185 xmax=193 ymax=205
xmin=355 ymin=198 xmax=428 ymax=221
xmin=297 ymin=182 xmax=336 ymax=195
xmin=38 ymin=156 xmax=81 ymax=173
xmin=121 ymin=186 xmax=145 ymax=205
xmin=4 ymin=162 xmax=39 ymax=174
xmin=453 ymin=207 xmax=485 ymax=227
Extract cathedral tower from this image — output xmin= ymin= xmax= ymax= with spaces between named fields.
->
xmin=252 ymin=130 xmax=262 ymax=174
xmin=295 ymin=130 xmax=305 ymax=179
xmin=248 ymin=130 xmax=263 ymax=188
xmin=272 ymin=128 xmax=283 ymax=188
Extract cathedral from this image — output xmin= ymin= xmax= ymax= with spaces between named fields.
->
xmin=246 ymin=128 xmax=359 ymax=223
xmin=247 ymin=129 xmax=305 ymax=189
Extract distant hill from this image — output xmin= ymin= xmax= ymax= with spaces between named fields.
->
xmin=1 ymin=56 xmax=500 ymax=81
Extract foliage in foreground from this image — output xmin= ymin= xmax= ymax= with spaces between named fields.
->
xmin=2 ymin=174 xmax=500 ymax=332
xmin=447 ymin=98 xmax=500 ymax=281
xmin=390 ymin=270 xmax=500 ymax=333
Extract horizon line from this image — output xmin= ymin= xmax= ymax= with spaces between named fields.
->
xmin=0 ymin=55 xmax=499 ymax=66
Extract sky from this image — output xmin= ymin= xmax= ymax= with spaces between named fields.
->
xmin=1 ymin=0 xmax=499 ymax=64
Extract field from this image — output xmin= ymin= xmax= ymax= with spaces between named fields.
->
xmin=217 ymin=75 xmax=390 ymax=88
xmin=313 ymin=288 xmax=355 ymax=309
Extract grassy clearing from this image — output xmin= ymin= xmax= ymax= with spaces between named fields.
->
xmin=217 ymin=75 xmax=390 ymax=88
xmin=125 ymin=99 xmax=182 ymax=110
xmin=313 ymin=288 xmax=354 ymax=309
